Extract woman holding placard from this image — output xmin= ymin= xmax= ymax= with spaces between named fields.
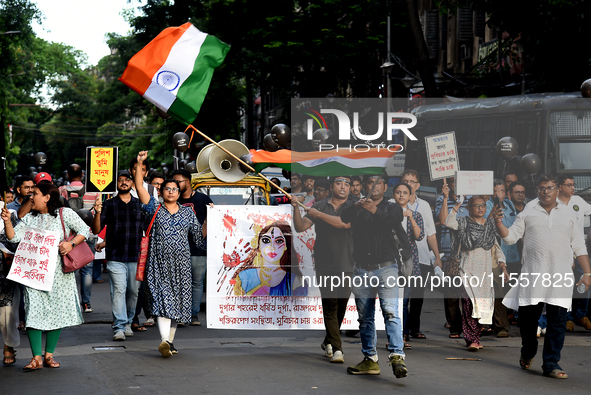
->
xmin=440 ymin=190 xmax=508 ymax=351
xmin=1 ymin=183 xmax=90 ymax=370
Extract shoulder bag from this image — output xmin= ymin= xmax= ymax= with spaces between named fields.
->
xmin=59 ymin=208 xmax=95 ymax=273
xmin=136 ymin=204 xmax=161 ymax=281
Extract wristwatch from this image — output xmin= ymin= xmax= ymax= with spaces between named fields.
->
xmin=70 ymin=241 xmax=76 ymax=248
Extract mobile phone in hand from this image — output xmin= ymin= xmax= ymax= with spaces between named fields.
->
xmin=493 ymin=196 xmax=504 ymax=209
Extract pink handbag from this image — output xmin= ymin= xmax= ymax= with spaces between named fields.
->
xmin=59 ymin=208 xmax=95 ymax=273
xmin=136 ymin=205 xmax=161 ymax=281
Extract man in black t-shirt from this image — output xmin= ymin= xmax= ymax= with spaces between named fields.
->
xmin=172 ymin=170 xmax=213 ymax=326
xmin=292 ymin=175 xmax=354 ymax=364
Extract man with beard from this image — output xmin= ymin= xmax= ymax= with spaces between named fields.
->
xmin=8 ymin=176 xmax=34 ymax=219
xmin=302 ymin=175 xmax=315 ymax=205
xmin=92 ymin=170 xmax=145 ymax=341
xmin=292 ymin=176 xmax=354 ymax=363
xmin=172 ymin=169 xmax=213 ymax=326
xmin=350 ymin=176 xmax=363 ymax=199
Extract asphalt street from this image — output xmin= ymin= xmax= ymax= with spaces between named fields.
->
xmin=2 ymin=272 xmax=591 ymax=394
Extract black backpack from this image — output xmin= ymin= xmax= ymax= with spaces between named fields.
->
xmin=63 ymin=184 xmax=86 ymax=211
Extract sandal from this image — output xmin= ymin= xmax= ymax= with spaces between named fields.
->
xmin=3 ymin=344 xmax=16 ymax=365
xmin=131 ymin=323 xmax=147 ymax=332
xmin=519 ymin=355 xmax=534 ymax=370
xmin=403 ymin=334 xmax=412 ymax=350
xmin=481 ymin=325 xmax=493 ymax=336
xmin=449 ymin=332 xmax=461 ymax=338
xmin=23 ymin=357 xmax=43 ymax=371
xmin=410 ymin=331 xmax=426 ymax=339
xmin=543 ymin=369 xmax=568 ymax=379
xmin=143 ymin=317 xmax=155 ymax=327
xmin=43 ymin=355 xmax=60 ymax=368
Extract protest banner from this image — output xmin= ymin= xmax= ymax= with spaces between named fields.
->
xmin=207 ymin=205 xmax=386 ymax=329
xmin=425 ymin=132 xmax=459 ymax=180
xmin=7 ymin=227 xmax=60 ymax=291
xmin=455 ymin=171 xmax=494 ymax=196
xmin=85 ymin=147 xmax=118 ymax=193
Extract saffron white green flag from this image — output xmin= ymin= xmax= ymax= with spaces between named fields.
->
xmin=120 ymin=22 xmax=230 ymax=125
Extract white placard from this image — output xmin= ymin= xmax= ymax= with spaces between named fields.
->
xmin=206 ymin=205 xmax=385 ymax=330
xmin=455 ymin=171 xmax=494 ymax=196
xmin=7 ymin=227 xmax=60 ymax=291
xmin=385 ymin=153 xmax=406 ymax=177
xmin=425 ymin=132 xmax=460 ymax=180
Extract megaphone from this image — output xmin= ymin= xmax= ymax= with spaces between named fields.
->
xmin=196 ymin=144 xmax=215 ymax=173
xmin=208 ymin=140 xmax=250 ymax=182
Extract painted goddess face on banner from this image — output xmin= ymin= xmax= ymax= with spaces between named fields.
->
xmin=231 ymin=221 xmax=306 ymax=296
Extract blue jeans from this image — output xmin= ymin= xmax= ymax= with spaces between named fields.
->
xmin=352 ymin=263 xmax=404 ymax=358
xmin=79 ymin=238 xmax=96 ymax=305
xmin=79 ymin=262 xmax=93 ymax=305
xmin=107 ymin=261 xmax=140 ymax=333
xmin=92 ymin=259 xmax=103 ymax=281
xmin=191 ymin=255 xmax=207 ymax=317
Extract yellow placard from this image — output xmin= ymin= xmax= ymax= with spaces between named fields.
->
xmin=89 ymin=148 xmax=114 ymax=191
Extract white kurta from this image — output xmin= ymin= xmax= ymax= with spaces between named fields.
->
xmin=525 ymin=195 xmax=591 ymax=235
xmin=502 ymin=202 xmax=587 ymax=310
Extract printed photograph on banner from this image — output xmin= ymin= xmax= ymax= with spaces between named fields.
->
xmin=209 ymin=205 xmax=313 ymax=297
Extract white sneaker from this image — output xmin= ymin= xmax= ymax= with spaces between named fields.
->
xmin=321 ymin=343 xmax=333 ymax=358
xmin=537 ymin=326 xmax=542 ymax=338
xmin=330 ymin=350 xmax=344 ymax=363
xmin=113 ymin=331 xmax=126 ymax=341
xmin=124 ymin=324 xmax=134 ymax=337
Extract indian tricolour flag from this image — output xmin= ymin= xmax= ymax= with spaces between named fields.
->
xmin=247 ymin=149 xmax=398 ymax=176
xmin=120 ymin=22 xmax=230 ymax=125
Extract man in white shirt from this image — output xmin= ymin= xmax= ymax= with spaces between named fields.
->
xmin=524 ymin=174 xmax=591 ymax=331
xmin=495 ymin=174 xmax=591 ymax=379
xmin=398 ymin=170 xmax=442 ymax=342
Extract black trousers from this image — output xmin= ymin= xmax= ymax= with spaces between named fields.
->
xmin=518 ymin=302 xmax=567 ymax=373
xmin=317 ymin=271 xmax=352 ymax=352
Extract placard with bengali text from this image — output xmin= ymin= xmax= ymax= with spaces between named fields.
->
xmin=85 ymin=147 xmax=118 ymax=193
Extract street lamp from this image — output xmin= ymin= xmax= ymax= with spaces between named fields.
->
xmin=401 ymin=74 xmax=415 ymax=89
xmin=380 ymin=61 xmax=395 ymax=74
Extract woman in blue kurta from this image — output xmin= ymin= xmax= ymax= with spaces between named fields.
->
xmin=135 ymin=151 xmax=206 ymax=358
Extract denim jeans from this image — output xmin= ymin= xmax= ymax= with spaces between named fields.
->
xmin=92 ymin=259 xmax=103 ymax=281
xmin=191 ymin=255 xmax=207 ymax=317
xmin=107 ymin=261 xmax=141 ymax=333
xmin=352 ymin=263 xmax=404 ymax=358
xmin=79 ymin=262 xmax=93 ymax=305
xmin=79 ymin=238 xmax=96 ymax=305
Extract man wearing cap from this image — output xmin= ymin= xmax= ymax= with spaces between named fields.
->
xmin=341 ymin=175 xmax=408 ymax=379
xmin=292 ymin=176 xmax=354 ymax=364
xmin=92 ymin=170 xmax=146 ymax=341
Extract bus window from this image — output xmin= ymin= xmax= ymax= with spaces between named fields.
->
xmin=558 ymin=140 xmax=591 ymax=170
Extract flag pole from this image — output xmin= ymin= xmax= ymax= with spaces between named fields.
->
xmin=185 ymin=125 xmax=307 ymax=209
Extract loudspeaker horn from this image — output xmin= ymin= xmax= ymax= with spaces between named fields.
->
xmin=209 ymin=140 xmax=250 ymax=183
xmin=196 ymin=144 xmax=215 ymax=173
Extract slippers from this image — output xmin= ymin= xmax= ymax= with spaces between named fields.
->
xmin=143 ymin=318 xmax=155 ymax=327
xmin=481 ymin=326 xmax=494 ymax=336
xmin=444 ymin=321 xmax=451 ymax=329
xmin=403 ymin=334 xmax=411 ymax=350
xmin=467 ymin=343 xmax=479 ymax=351
xmin=3 ymin=345 xmax=16 ymax=365
xmin=543 ymin=369 xmax=568 ymax=379
xmin=449 ymin=333 xmax=461 ymax=338
xmin=131 ymin=324 xmax=147 ymax=332
xmin=519 ymin=356 xmax=534 ymax=370
xmin=410 ymin=331 xmax=426 ymax=339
